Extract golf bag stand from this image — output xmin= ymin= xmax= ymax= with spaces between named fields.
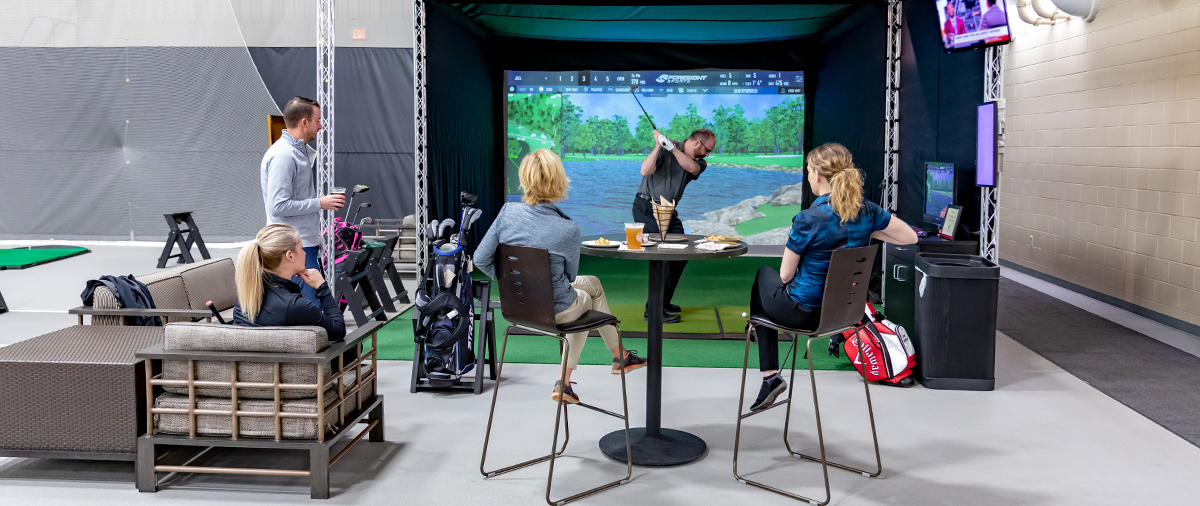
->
xmin=410 ymin=279 xmax=497 ymax=395
xmin=410 ymin=192 xmax=496 ymax=395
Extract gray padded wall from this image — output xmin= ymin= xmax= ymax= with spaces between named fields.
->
xmin=0 ymin=47 xmax=279 ymax=242
xmin=248 ymin=47 xmax=416 ymax=223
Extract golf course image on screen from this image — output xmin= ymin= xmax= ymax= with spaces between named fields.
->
xmin=505 ymin=69 xmax=807 ymax=245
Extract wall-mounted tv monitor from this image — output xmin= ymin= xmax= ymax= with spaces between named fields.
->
xmin=504 ymin=69 xmax=806 ymax=245
xmin=936 ymin=0 xmax=1013 ymax=53
xmin=924 ymin=162 xmax=956 ymax=227
xmin=977 ymin=101 xmax=998 ymax=187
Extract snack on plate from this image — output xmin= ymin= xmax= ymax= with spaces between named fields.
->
xmin=705 ymin=235 xmax=726 ymax=242
xmin=595 ymin=237 xmax=610 ymax=245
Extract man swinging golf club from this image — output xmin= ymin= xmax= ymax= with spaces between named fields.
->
xmin=634 ymin=123 xmax=717 ymax=324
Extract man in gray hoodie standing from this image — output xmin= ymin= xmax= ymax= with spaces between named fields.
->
xmin=261 ymin=96 xmax=344 ymax=303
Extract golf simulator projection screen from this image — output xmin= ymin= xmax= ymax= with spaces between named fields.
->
xmin=505 ymin=69 xmax=806 ymax=244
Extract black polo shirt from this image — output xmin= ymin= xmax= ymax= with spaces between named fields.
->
xmin=636 ymin=140 xmax=707 ymax=204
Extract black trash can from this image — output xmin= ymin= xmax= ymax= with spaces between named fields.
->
xmin=913 ymin=253 xmax=1000 ymax=391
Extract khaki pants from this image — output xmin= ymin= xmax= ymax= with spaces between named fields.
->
xmin=555 ymin=275 xmax=621 ymax=369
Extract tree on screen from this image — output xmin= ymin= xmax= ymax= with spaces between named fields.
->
xmin=711 ymin=104 xmax=749 ymax=157
xmin=668 ymin=104 xmax=706 ymax=141
xmin=561 ymin=98 xmax=581 ymax=157
xmin=610 ymin=115 xmax=634 ymax=155
xmin=635 ymin=114 xmax=655 ymax=155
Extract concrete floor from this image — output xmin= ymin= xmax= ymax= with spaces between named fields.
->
xmin=2 ymin=244 xmax=1200 ymax=504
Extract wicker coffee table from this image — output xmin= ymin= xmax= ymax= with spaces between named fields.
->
xmin=0 ymin=325 xmax=163 ymax=460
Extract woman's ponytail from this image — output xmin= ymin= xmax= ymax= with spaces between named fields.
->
xmin=829 ymin=168 xmax=864 ymax=225
xmin=235 ymin=224 xmax=302 ymax=323
xmin=236 ymin=242 xmax=266 ymax=323
xmin=807 ymin=142 xmax=864 ymax=225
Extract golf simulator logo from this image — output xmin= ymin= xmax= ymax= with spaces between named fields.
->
xmin=655 ymin=74 xmax=708 ymax=84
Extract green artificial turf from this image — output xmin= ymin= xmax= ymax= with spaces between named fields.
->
xmin=377 ymin=308 xmax=853 ymax=370
xmin=0 ymin=247 xmax=89 ymax=268
xmin=382 ymin=253 xmax=856 ymax=370
xmin=735 ymin=204 xmax=805 ymax=237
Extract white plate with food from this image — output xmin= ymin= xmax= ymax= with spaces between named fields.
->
xmin=582 ymin=238 xmax=620 ymax=248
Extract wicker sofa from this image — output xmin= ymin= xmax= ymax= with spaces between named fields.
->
xmin=135 ymin=320 xmax=384 ymax=499
xmin=71 ymin=257 xmax=236 ymax=325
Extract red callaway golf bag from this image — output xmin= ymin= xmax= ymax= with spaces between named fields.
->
xmin=840 ymin=304 xmax=916 ymax=387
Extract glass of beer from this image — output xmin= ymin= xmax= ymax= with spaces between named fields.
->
xmin=625 ymin=223 xmax=645 ymax=250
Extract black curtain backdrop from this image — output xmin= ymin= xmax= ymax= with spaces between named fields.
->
xmin=248 ymin=47 xmax=416 ymax=224
xmin=427 ymin=2 xmax=502 ymax=251
xmin=811 ymin=3 xmax=887 ymax=207
xmin=898 ymin=0 xmax=984 ymax=231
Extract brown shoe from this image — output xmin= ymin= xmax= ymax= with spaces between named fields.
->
xmin=551 ymin=381 xmax=579 ymax=404
xmin=612 ymin=350 xmax=648 ymax=375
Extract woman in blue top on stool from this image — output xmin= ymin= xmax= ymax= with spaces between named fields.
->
xmin=748 ymin=143 xmax=918 ymax=411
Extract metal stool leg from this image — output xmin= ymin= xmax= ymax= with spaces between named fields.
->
xmin=784 ymin=337 xmax=882 ymax=479
xmin=481 ymin=325 xmax=570 ymax=479
xmin=734 ymin=325 xmax=831 ymax=504
xmin=545 ymin=325 xmax=631 ymax=506
xmin=481 ymin=324 xmax=632 ymax=506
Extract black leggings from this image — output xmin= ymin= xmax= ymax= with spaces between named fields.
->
xmin=750 ymin=265 xmax=821 ymax=372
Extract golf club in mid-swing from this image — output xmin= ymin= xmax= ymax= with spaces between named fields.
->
xmin=628 ymin=85 xmax=658 ymax=131
xmin=629 ymin=85 xmax=674 ymax=152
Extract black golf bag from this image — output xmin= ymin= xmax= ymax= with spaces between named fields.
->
xmin=413 ymin=192 xmax=484 ymax=384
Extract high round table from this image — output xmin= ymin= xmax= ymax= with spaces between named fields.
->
xmin=581 ymin=233 xmax=748 ymax=466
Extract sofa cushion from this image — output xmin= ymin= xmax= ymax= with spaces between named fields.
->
xmin=164 ymin=322 xmax=328 ymax=353
xmin=153 ymin=392 xmax=339 ymax=440
xmin=176 ymin=258 xmax=236 ymax=311
xmin=162 ymin=323 xmax=333 ymax=399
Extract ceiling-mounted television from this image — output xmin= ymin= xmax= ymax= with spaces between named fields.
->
xmin=937 ymin=0 xmax=1013 ymax=53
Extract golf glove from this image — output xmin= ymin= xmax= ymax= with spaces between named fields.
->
xmin=657 ymin=134 xmax=674 ymax=152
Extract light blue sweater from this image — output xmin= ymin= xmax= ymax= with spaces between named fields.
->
xmin=261 ymin=130 xmax=321 ymax=247
xmin=474 ymin=202 xmax=580 ymax=313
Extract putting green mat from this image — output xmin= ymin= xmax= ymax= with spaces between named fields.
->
xmin=377 ymin=309 xmax=853 ymax=370
xmin=0 ymin=247 xmax=90 ymax=269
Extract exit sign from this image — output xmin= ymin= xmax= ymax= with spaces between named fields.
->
xmin=353 ymin=29 xmax=366 ymax=39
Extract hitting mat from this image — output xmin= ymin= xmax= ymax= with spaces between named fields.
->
xmin=377 ymin=308 xmax=855 ymax=370
xmin=0 ymin=247 xmax=90 ymax=270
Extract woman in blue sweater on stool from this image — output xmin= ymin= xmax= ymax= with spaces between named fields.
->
xmin=749 ymin=143 xmax=918 ymax=411
xmin=475 ymin=149 xmax=647 ymax=405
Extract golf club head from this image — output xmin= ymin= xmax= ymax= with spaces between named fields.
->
xmin=358 ymin=203 xmax=371 ymax=210
xmin=353 ymin=184 xmax=370 ymax=194
xmin=437 ymin=218 xmax=456 ymax=241
xmin=628 ymin=85 xmax=638 ymax=92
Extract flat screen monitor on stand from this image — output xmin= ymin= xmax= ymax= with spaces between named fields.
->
xmin=923 ymin=162 xmax=957 ymax=236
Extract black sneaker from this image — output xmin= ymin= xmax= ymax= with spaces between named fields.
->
xmin=665 ymin=303 xmax=682 ymax=313
xmin=644 ymin=312 xmax=682 ymax=324
xmin=551 ymin=381 xmax=579 ymax=404
xmin=612 ymin=350 xmax=648 ymax=375
xmin=750 ymin=373 xmax=787 ymax=411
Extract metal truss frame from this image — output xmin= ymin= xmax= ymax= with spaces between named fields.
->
xmin=414 ymin=0 xmax=429 ymax=274
xmin=883 ymin=0 xmax=902 ymax=213
xmin=980 ymin=45 xmax=1003 ymax=263
xmin=317 ymin=0 xmax=337 ymax=291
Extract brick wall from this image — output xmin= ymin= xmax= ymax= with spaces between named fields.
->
xmin=1000 ymin=0 xmax=1200 ymax=325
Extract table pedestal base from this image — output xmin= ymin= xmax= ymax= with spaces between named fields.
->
xmin=599 ymin=427 xmax=706 ymax=466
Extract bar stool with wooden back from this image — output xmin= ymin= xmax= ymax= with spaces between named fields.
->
xmin=733 ymin=245 xmax=882 ymax=505
xmin=480 ymin=244 xmax=632 ymax=505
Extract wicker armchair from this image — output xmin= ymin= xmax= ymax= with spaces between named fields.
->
xmin=135 ymin=320 xmax=384 ymax=499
